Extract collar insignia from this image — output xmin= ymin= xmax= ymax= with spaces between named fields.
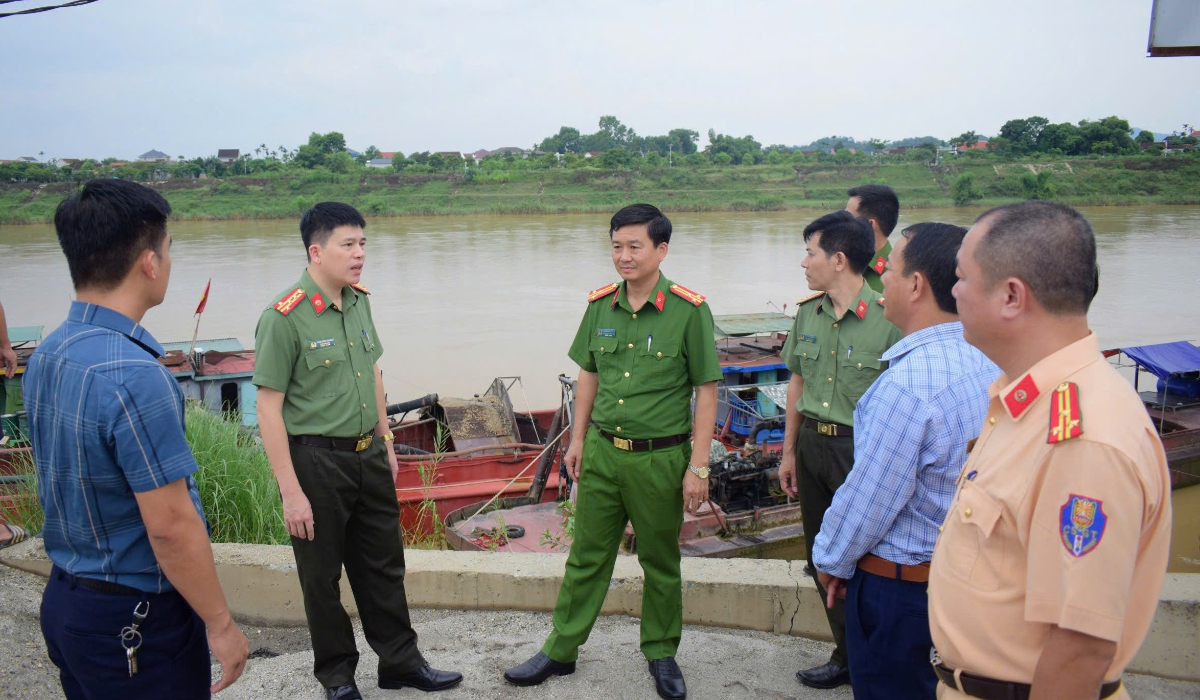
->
xmin=854 ymin=299 xmax=868 ymax=320
xmin=310 ymin=292 xmax=327 ymax=314
xmin=872 ymin=256 xmax=887 ymax=274
xmin=654 ymin=290 xmax=666 ymax=312
xmin=1003 ymin=374 xmax=1040 ymax=418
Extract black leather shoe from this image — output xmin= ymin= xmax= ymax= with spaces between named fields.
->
xmin=326 ymin=684 xmax=362 ymax=700
xmin=648 ymin=657 xmax=687 ymax=700
xmin=796 ymin=661 xmax=850 ymax=689
xmin=379 ymin=664 xmax=463 ymax=692
xmin=503 ymin=652 xmax=576 ymax=686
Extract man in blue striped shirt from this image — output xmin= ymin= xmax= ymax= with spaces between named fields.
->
xmin=25 ymin=180 xmax=248 ymax=699
xmin=810 ymin=222 xmax=998 ymax=699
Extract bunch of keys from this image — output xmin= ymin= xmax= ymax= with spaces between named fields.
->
xmin=119 ymin=601 xmax=149 ymax=677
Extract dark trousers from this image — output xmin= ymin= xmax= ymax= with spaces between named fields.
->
xmin=796 ymin=421 xmax=854 ymax=667
xmin=290 ymin=438 xmax=425 ymax=688
xmin=845 ymin=569 xmax=937 ymax=700
xmin=41 ymin=566 xmax=210 ymax=700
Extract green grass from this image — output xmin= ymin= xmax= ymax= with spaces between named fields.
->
xmin=185 ymin=403 xmax=289 ymax=545
xmin=1 ymin=449 xmax=43 ymax=536
xmin=2 ymin=157 xmax=1198 ymax=224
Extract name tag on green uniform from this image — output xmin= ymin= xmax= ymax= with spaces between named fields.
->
xmin=796 ymin=333 xmax=818 ymax=343
xmin=596 ymin=329 xmax=616 ymax=337
xmin=309 ymin=338 xmax=336 ymax=349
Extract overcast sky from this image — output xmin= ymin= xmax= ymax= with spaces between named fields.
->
xmin=1 ymin=0 xmax=1195 ymax=161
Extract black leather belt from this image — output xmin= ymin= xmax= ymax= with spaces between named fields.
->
xmin=56 ymin=567 xmax=144 ymax=596
xmin=804 ymin=419 xmax=853 ymax=437
xmin=289 ymin=433 xmax=376 ymax=452
xmin=595 ymin=427 xmax=689 ymax=452
xmin=931 ymin=657 xmax=1120 ymax=699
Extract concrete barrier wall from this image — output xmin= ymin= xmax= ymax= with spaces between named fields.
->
xmin=3 ymin=540 xmax=1195 ymax=680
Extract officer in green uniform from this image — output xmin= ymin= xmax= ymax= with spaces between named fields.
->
xmin=778 ymin=210 xmax=903 ymax=691
xmin=504 ymin=204 xmax=722 ymax=700
xmin=846 ymin=184 xmax=901 ymax=293
xmin=252 ymin=202 xmax=461 ymax=700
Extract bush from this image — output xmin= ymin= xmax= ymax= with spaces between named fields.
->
xmin=1021 ymin=170 xmax=1057 ymax=200
xmin=185 ymin=404 xmax=288 ymax=545
xmin=952 ymin=172 xmax=984 ymax=205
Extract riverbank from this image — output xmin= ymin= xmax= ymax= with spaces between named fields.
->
xmin=2 ymin=158 xmax=1198 ymax=224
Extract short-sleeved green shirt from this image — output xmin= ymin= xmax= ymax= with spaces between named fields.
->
xmin=863 ymin=240 xmax=892 ymax=293
xmin=781 ymin=280 xmax=902 ymax=426
xmin=252 ymin=269 xmax=384 ymax=438
xmin=567 ymin=273 xmax=723 ymax=440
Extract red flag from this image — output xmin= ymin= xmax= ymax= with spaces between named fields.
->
xmin=194 ymin=279 xmax=211 ymax=315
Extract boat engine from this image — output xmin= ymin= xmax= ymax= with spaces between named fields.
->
xmin=708 ymin=451 xmax=785 ymax=513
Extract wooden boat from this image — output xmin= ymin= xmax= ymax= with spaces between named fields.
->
xmin=444 ymin=313 xmax=806 ymax=557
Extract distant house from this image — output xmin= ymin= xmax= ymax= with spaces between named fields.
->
xmin=138 ymin=149 xmax=172 ymax=163
xmin=18 ymin=156 xmax=38 ymax=163
xmin=110 ymin=162 xmax=127 ymax=168
xmin=883 ymin=147 xmax=908 ymax=155
xmin=366 ymin=158 xmax=393 ymax=169
xmin=954 ymin=140 xmax=989 ymax=154
xmin=469 ymin=149 xmax=491 ymax=162
xmin=1191 ymin=130 xmax=1200 ymax=139
xmin=436 ymin=151 xmax=463 ymax=159
xmin=379 ymin=151 xmax=397 ymax=160
xmin=217 ymin=149 xmax=239 ymax=164
xmin=584 ymin=151 xmax=604 ymax=158
xmin=800 ymin=150 xmax=818 ymax=157
xmin=58 ymin=158 xmax=82 ymax=169
xmin=491 ymin=146 xmax=528 ymax=158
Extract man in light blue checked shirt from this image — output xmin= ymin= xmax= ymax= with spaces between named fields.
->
xmin=810 ymin=222 xmax=998 ymax=699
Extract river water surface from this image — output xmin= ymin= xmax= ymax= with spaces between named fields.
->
xmin=3 ymin=205 xmax=1197 ymax=407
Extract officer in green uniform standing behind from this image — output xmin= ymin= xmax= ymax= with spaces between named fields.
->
xmin=778 ymin=210 xmax=902 ymax=691
xmin=846 ymin=184 xmax=900 ymax=293
xmin=504 ymin=204 xmax=722 ymax=700
xmin=253 ymin=202 xmax=461 ymax=700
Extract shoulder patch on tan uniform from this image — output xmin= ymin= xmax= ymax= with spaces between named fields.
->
xmin=670 ymin=283 xmax=705 ymax=306
xmin=1047 ymin=381 xmax=1083 ymax=444
xmin=587 ymin=282 xmax=619 ymax=303
xmin=273 ymin=288 xmax=306 ymax=315
xmin=351 ymin=283 xmax=370 ymax=294
xmin=797 ymin=291 xmax=825 ymax=306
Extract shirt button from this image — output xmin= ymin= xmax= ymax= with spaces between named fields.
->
xmin=600 ymin=347 xmax=605 ymax=352
xmin=830 ymin=350 xmax=835 ymax=356
xmin=833 ymin=323 xmax=839 ymax=328
xmin=822 ymin=402 xmax=829 ymax=408
xmin=361 ymin=403 xmax=367 ymax=409
xmin=628 ymin=343 xmax=634 ymax=349
xmin=324 ymin=360 xmax=330 ymax=366
xmin=827 ymin=377 xmax=833 ymax=383
xmin=618 ymin=399 xmax=624 ymax=405
xmin=656 ymin=351 xmax=662 ymax=358
xmin=349 ymin=342 xmax=354 ymax=347
xmin=616 ymin=426 xmax=622 ymax=432
xmin=357 ymin=372 xmax=361 ymax=377
xmin=964 ymin=507 xmax=972 ymax=517
xmin=989 ymin=417 xmax=996 ymax=426
xmin=632 ymin=313 xmax=637 ymax=319
xmin=938 ymin=525 xmax=944 ymax=533
xmin=624 ymin=372 xmax=630 ymax=377
xmin=857 ymin=362 xmax=863 ymax=369
xmin=802 ymin=353 xmax=808 ymax=359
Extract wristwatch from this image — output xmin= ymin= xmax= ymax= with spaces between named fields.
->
xmin=381 ymin=431 xmax=395 ymax=442
xmin=687 ymin=464 xmax=710 ymax=479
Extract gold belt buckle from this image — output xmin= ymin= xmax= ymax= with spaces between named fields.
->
xmin=818 ymin=422 xmax=832 ymax=436
xmin=612 ymin=436 xmax=633 ymax=451
xmin=355 ymin=434 xmax=374 ymax=452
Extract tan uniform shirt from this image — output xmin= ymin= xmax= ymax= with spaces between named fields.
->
xmin=928 ymin=333 xmax=1171 ymax=700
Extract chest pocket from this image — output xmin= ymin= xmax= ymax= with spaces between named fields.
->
xmin=789 ymin=340 xmax=821 ymax=379
xmin=838 ymin=349 xmax=884 ymax=398
xmin=304 ymin=346 xmax=350 ymax=398
xmin=635 ymin=339 xmax=683 ymax=391
xmin=944 ymin=481 xmax=1007 ymax=591
xmin=590 ymin=336 xmax=621 ymax=383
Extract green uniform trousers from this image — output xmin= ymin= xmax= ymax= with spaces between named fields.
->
xmin=289 ymin=438 xmax=426 ymax=688
xmin=796 ymin=420 xmax=855 ymax=668
xmin=543 ymin=426 xmax=690 ymax=662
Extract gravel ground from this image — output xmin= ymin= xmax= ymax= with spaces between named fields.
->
xmin=2 ymin=565 xmax=1197 ymax=699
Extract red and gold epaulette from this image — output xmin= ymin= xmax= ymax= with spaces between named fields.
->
xmin=797 ymin=291 xmax=825 ymax=306
xmin=273 ymin=288 xmax=306 ymax=315
xmin=351 ymin=283 xmax=370 ymax=295
xmin=1047 ymin=382 xmax=1083 ymax=444
xmin=670 ymin=283 xmax=705 ymax=306
xmin=587 ymin=282 xmax=619 ymax=303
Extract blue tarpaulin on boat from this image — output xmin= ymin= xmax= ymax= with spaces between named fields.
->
xmin=1122 ymin=341 xmax=1200 ymax=380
